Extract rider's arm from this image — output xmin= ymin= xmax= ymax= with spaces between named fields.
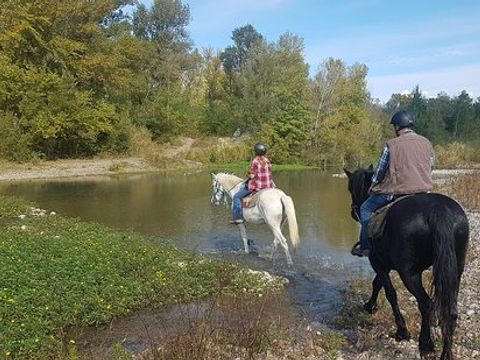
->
xmin=247 ymin=158 xmax=258 ymax=179
xmin=372 ymin=145 xmax=390 ymax=185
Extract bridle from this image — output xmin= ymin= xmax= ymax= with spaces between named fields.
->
xmin=348 ymin=173 xmax=370 ymax=223
xmin=211 ymin=178 xmax=247 ymax=207
xmin=351 ymin=202 xmax=361 ymax=222
xmin=211 ymin=178 xmax=229 ymax=207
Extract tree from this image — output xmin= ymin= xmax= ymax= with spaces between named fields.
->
xmin=199 ymin=48 xmax=233 ymax=135
xmin=220 ymin=24 xmax=263 ymax=93
xmin=132 ymin=0 xmax=195 ymax=139
xmin=0 ymin=0 xmax=134 ymax=159
xmin=309 ymin=58 xmax=376 ymax=167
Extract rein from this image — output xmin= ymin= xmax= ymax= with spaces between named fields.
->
xmin=351 ymin=203 xmax=361 ymax=222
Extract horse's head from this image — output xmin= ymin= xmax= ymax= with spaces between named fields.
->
xmin=344 ymin=165 xmax=374 ymax=222
xmin=210 ymin=173 xmax=228 ymax=207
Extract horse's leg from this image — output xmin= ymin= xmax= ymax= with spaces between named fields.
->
xmin=364 ymin=274 xmax=382 ymax=314
xmin=271 ymin=237 xmax=279 ymax=260
xmin=269 ymin=225 xmax=293 ymax=265
xmin=378 ymin=271 xmax=411 ymax=341
xmin=237 ymin=223 xmax=249 ymax=253
xmin=399 ymin=271 xmax=434 ymax=355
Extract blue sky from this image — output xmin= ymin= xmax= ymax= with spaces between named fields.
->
xmin=140 ymin=0 xmax=480 ymax=103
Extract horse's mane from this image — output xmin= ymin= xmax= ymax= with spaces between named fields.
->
xmin=349 ymin=167 xmax=374 ymax=206
xmin=215 ymin=172 xmax=244 ymax=189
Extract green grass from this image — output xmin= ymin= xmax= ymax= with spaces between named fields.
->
xmin=209 ymin=161 xmax=317 ymax=175
xmin=0 ymin=196 xmax=283 ymax=359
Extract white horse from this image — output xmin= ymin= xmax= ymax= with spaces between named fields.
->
xmin=210 ymin=172 xmax=300 ymax=265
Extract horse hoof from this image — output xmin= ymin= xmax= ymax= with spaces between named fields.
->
xmin=393 ymin=330 xmax=411 ymax=342
xmin=419 ymin=339 xmax=435 ymax=355
xmin=363 ymin=303 xmax=378 ymax=314
xmin=420 ymin=348 xmax=436 ymax=359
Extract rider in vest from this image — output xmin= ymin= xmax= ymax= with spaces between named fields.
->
xmin=351 ymin=111 xmax=435 ymax=257
xmin=230 ymin=143 xmax=276 ymax=224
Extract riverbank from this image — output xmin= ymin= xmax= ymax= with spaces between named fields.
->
xmin=1 ymin=156 xmax=475 ymax=183
xmin=0 ymin=158 xmax=158 ymax=182
xmin=0 ymin=158 xmax=315 ymax=182
xmin=0 ymin=196 xmax=286 ymax=359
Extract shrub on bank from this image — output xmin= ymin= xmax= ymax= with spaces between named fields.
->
xmin=441 ymin=172 xmax=480 ymax=210
xmin=434 ymin=142 xmax=479 ymax=168
xmin=0 ymin=197 xmax=283 ymax=359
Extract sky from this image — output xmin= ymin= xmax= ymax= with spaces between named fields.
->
xmin=139 ymin=0 xmax=480 ymax=103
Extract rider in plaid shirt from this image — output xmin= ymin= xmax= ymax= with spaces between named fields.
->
xmin=231 ymin=143 xmax=275 ymax=224
xmin=247 ymin=155 xmax=275 ymax=192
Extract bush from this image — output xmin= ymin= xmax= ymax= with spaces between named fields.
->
xmin=186 ymin=140 xmax=250 ymax=164
xmin=434 ymin=142 xmax=476 ymax=168
xmin=0 ymin=112 xmax=36 ymax=161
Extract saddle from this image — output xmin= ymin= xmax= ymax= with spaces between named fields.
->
xmin=242 ymin=189 xmax=270 ymax=209
xmin=367 ymin=194 xmax=414 ymax=241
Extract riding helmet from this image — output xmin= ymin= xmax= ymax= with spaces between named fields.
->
xmin=254 ymin=142 xmax=267 ymax=156
xmin=390 ymin=110 xmax=415 ymax=128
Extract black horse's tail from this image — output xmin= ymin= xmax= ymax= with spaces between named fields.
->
xmin=429 ymin=205 xmax=459 ymax=356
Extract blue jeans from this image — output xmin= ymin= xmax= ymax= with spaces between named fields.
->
xmin=359 ymin=194 xmax=392 ymax=250
xmin=232 ymin=186 xmax=251 ymax=220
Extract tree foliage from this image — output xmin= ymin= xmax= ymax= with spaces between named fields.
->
xmin=0 ymin=2 xmax=478 ymax=165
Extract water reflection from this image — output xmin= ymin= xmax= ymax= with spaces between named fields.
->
xmin=0 ymin=170 xmax=361 ymax=266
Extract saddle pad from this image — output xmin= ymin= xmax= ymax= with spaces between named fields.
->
xmin=367 ymin=194 xmax=414 ymax=240
xmin=242 ymin=189 xmax=269 ymax=208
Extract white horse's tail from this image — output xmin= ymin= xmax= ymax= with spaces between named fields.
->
xmin=280 ymin=194 xmax=300 ymax=249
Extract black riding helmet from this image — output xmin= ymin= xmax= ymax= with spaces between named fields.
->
xmin=391 ymin=110 xmax=415 ymax=128
xmin=254 ymin=142 xmax=267 ymax=156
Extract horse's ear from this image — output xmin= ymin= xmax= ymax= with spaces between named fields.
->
xmin=211 ymin=172 xmax=216 ymax=178
xmin=343 ymin=168 xmax=352 ymax=178
xmin=367 ymin=164 xmax=374 ymax=172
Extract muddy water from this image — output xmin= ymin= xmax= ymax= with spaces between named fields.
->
xmin=0 ymin=170 xmax=371 ymax=354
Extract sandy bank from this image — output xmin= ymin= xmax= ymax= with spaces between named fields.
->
xmin=0 ymin=158 xmax=158 ymax=182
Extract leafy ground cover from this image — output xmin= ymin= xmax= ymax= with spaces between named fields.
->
xmin=0 ymin=196 xmax=284 ymax=359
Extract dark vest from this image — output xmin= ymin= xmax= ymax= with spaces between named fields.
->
xmin=371 ymin=134 xmax=433 ymax=195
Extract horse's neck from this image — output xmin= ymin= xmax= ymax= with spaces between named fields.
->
xmin=218 ymin=174 xmax=243 ymax=198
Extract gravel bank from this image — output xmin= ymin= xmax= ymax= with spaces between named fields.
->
xmin=0 ymin=158 xmax=156 ymax=181
xmin=336 ymin=211 xmax=480 ymax=360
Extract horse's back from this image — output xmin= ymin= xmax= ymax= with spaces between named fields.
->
xmin=389 ymin=193 xmax=467 ymax=226
xmin=380 ymin=193 xmax=469 ymax=271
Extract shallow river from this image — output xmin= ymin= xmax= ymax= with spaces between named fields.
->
xmin=0 ymin=170 xmax=371 ymax=322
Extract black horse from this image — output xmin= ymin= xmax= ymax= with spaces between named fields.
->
xmin=344 ymin=166 xmax=469 ymax=360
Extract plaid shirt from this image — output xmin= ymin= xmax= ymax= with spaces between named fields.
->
xmin=372 ymin=130 xmax=435 ymax=184
xmin=248 ymin=156 xmax=276 ymax=192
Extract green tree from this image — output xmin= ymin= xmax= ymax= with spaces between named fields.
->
xmin=309 ymin=58 xmax=376 ymax=167
xmin=220 ymin=24 xmax=263 ymax=94
xmin=132 ymin=0 xmax=196 ymax=140
xmin=0 ymin=0 xmax=134 ymax=159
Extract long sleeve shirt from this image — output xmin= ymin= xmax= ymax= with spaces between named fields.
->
xmin=247 ymin=156 xmax=276 ymax=192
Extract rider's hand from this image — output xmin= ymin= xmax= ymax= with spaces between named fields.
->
xmin=367 ymin=184 xmax=375 ymax=194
